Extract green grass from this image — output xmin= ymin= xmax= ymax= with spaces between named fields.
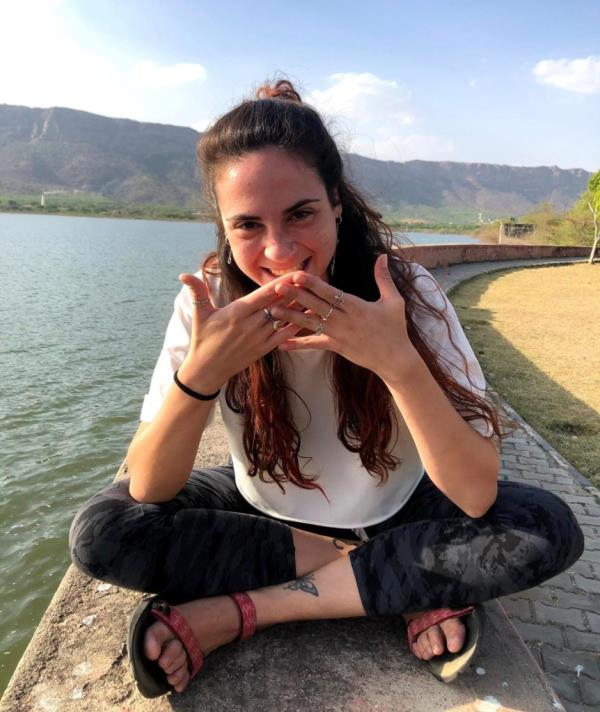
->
xmin=1 ymin=193 xmax=484 ymax=231
xmin=450 ymin=263 xmax=600 ymax=487
xmin=0 ymin=193 xmax=210 ymax=222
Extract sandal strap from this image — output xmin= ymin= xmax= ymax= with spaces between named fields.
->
xmin=230 ymin=592 xmax=257 ymax=641
xmin=407 ymin=605 xmax=474 ymax=654
xmin=150 ymin=600 xmax=204 ymax=678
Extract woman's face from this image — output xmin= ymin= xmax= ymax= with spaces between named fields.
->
xmin=214 ymin=147 xmax=341 ymax=286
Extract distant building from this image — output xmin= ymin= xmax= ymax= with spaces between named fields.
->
xmin=498 ymin=222 xmax=535 ymax=242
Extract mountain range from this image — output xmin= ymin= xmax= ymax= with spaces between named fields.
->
xmin=0 ymin=104 xmax=591 ymax=222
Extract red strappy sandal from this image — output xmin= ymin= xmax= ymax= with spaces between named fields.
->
xmin=407 ymin=604 xmax=484 ymax=683
xmin=127 ymin=591 xmax=257 ymax=698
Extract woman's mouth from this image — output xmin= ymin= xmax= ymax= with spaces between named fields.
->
xmin=264 ymin=257 xmax=309 ymax=277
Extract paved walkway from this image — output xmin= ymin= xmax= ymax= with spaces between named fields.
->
xmin=433 ymin=257 xmax=600 ymax=712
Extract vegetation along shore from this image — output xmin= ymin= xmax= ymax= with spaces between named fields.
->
xmin=1 ymin=191 xmax=596 ymax=251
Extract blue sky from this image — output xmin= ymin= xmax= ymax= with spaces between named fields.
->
xmin=2 ymin=0 xmax=599 ymax=170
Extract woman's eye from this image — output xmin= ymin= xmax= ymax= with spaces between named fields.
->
xmin=236 ymin=212 xmax=311 ymax=230
xmin=291 ymin=210 xmax=312 ymax=221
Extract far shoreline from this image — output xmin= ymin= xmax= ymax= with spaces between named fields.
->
xmin=0 ymin=206 xmax=481 ymax=235
xmin=0 ymin=207 xmax=207 ymax=224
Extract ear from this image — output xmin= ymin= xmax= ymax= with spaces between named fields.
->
xmin=331 ymin=188 xmax=342 ymax=217
xmin=334 ymin=200 xmax=342 ymax=222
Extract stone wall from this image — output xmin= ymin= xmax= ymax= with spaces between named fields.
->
xmin=397 ymin=243 xmax=589 ymax=269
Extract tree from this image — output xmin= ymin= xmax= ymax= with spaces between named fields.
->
xmin=586 ymin=170 xmax=600 ymax=264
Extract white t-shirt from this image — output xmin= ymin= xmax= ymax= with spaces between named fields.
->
xmin=140 ymin=261 xmax=493 ymax=529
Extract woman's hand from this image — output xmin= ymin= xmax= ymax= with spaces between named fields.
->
xmin=271 ymin=254 xmax=421 ymax=384
xmin=176 ymin=272 xmax=302 ymax=393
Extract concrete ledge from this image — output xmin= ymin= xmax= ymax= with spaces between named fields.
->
xmin=0 ymin=411 xmax=564 ymax=711
xmin=0 ymin=563 xmax=563 ymax=711
xmin=397 ymin=243 xmax=590 ymax=269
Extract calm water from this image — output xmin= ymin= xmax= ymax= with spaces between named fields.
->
xmin=0 ymin=213 xmax=479 ymax=692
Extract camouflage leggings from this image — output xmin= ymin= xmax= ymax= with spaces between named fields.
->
xmin=69 ymin=466 xmax=584 ymax=615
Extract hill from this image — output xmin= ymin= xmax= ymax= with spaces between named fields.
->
xmin=0 ymin=104 xmax=591 ymax=222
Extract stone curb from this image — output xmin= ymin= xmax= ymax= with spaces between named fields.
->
xmin=491 ymin=392 xmax=600 ymax=504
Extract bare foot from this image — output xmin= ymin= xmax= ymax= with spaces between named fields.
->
xmin=403 ymin=612 xmax=466 ymax=660
xmin=143 ymin=595 xmax=242 ymax=693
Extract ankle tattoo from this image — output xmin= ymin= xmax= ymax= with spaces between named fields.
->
xmin=283 ymin=573 xmax=319 ymax=597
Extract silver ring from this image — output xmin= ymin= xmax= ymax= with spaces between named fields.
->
xmin=263 ymin=308 xmax=274 ymax=321
xmin=332 ymin=290 xmax=344 ymax=308
xmin=314 ymin=318 xmax=325 ymax=335
xmin=322 ymin=305 xmax=335 ymax=321
xmin=192 ymin=298 xmax=211 ymax=307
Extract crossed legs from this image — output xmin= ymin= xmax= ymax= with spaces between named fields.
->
xmin=69 ymin=466 xmax=584 ymax=692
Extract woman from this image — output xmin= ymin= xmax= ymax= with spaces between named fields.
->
xmin=69 ymin=79 xmax=584 ymax=698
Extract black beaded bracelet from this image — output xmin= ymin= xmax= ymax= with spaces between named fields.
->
xmin=173 ymin=369 xmax=220 ymax=401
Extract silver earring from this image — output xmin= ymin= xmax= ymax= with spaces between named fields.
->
xmin=226 ymin=241 xmax=232 ymax=265
xmin=330 ymin=236 xmax=339 ymax=277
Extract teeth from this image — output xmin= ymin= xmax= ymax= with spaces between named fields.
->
xmin=269 ymin=261 xmax=306 ymax=276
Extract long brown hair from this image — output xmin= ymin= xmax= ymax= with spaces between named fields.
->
xmin=197 ymin=76 xmax=509 ymax=494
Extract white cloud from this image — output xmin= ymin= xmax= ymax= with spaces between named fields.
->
xmin=132 ymin=61 xmax=207 ymax=88
xmin=305 ymin=73 xmax=453 ymax=162
xmin=192 ymin=118 xmax=213 ymax=133
xmin=307 ymin=73 xmax=413 ymax=123
xmin=0 ymin=1 xmax=209 ymax=125
xmin=533 ymin=56 xmax=600 ymax=94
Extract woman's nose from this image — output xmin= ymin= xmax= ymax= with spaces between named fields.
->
xmin=263 ymin=231 xmax=297 ymax=262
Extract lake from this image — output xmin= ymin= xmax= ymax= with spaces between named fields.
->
xmin=0 ymin=212 xmax=481 ymax=692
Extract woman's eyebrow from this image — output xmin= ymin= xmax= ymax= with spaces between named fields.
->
xmin=226 ymin=198 xmax=320 ymax=222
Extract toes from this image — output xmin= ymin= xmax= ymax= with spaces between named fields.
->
xmin=439 ymin=617 xmax=466 ymax=653
xmin=416 ymin=629 xmax=434 ymax=660
xmin=143 ymin=621 xmax=172 ymax=661
xmin=425 ymin=625 xmax=446 ymax=659
xmin=167 ymin=666 xmax=190 ymax=692
xmin=159 ymin=639 xmax=185 ymax=673
xmin=427 ymin=625 xmax=446 ymax=656
xmin=163 ymin=649 xmax=187 ymax=676
xmin=411 ymin=615 xmax=468 ymax=662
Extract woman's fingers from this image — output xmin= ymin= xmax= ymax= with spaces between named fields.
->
xmin=179 ymin=272 xmax=210 ymax=299
xmin=287 ymin=273 xmax=349 ymax=312
xmin=266 ymin=321 xmax=304 ymax=348
xmin=236 ymin=272 xmax=298 ymax=314
xmin=179 ymin=273 xmax=215 ymax=326
xmin=177 ymin=271 xmax=332 ymax=378
xmin=278 ymin=333 xmax=334 ymax=352
xmin=269 ymin=304 xmax=323 ymax=332
xmin=180 ymin=275 xmax=215 ymax=348
xmin=272 ymin=283 xmax=331 ymax=318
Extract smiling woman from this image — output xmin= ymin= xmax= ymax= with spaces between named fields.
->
xmin=216 ymin=148 xmax=340 ymax=285
xmin=68 ymin=77 xmax=584 ymax=699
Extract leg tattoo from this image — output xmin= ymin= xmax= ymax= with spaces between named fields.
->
xmin=283 ymin=573 xmax=319 ymax=597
